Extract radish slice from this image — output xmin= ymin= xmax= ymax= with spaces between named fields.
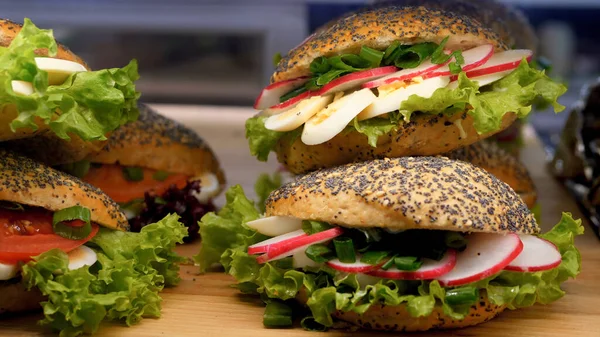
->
xmin=366 ymin=250 xmax=457 ymax=280
xmin=255 ymin=227 xmax=344 ymax=264
xmin=316 ymin=66 xmax=397 ymax=95
xmin=424 ymin=44 xmax=494 ymax=78
xmin=362 ymin=60 xmax=447 ymax=89
xmin=254 ymin=77 xmax=309 ymax=110
xmin=248 ymin=229 xmax=306 ymax=255
xmin=327 ymin=256 xmax=383 ymax=273
xmin=437 ymin=233 xmax=523 ymax=287
xmin=245 ymin=216 xmax=303 ymax=237
xmin=292 ymin=250 xmax=322 ymax=269
xmin=505 ymin=235 xmax=562 ymax=272
xmin=461 ymin=49 xmax=533 ymax=79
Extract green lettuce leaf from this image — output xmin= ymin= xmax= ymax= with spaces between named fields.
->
xmin=0 ymin=18 xmax=140 ymax=142
xmin=21 ymin=214 xmax=187 ymax=337
xmin=245 ymin=116 xmax=284 ymax=162
xmin=254 ymin=172 xmax=283 ymax=213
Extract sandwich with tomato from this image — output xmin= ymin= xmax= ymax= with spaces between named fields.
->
xmin=0 ymin=149 xmax=187 ymax=335
xmin=247 ymin=4 xmax=565 ymax=174
xmin=0 ymin=18 xmax=139 ymax=165
xmin=60 ymin=103 xmax=225 ymax=241
xmin=196 ymin=156 xmax=582 ymax=331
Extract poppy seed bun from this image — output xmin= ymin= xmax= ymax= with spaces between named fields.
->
xmin=86 ymin=104 xmax=225 ymax=187
xmin=272 ymin=5 xmax=507 ymax=83
xmin=0 ymin=149 xmax=128 ymax=230
xmin=446 ymin=140 xmax=537 ymax=208
xmin=266 ymin=156 xmax=538 ymax=234
xmin=276 ymin=112 xmax=517 ymax=175
xmin=0 ymin=281 xmax=45 ymax=315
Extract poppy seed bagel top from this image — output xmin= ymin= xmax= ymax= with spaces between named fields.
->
xmin=265 ymin=156 xmax=538 ymax=234
xmin=272 ymin=5 xmax=507 ymax=83
xmin=0 ymin=149 xmax=128 ymax=230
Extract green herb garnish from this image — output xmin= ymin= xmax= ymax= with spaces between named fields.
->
xmin=52 ymin=206 xmax=92 ymax=240
xmin=122 ymin=167 xmax=144 ymax=182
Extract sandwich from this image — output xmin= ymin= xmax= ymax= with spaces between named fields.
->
xmin=0 ymin=150 xmax=187 ymax=335
xmin=246 ymin=5 xmax=566 ymax=174
xmin=196 ymin=156 xmax=582 ymax=331
xmin=59 ymin=103 xmax=225 ymax=241
xmin=0 ymin=18 xmax=139 ymax=165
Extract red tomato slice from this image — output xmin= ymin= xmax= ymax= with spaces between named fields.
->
xmin=82 ymin=164 xmax=188 ymax=203
xmin=0 ymin=207 xmax=99 ymax=264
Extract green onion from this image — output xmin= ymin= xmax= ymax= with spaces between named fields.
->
xmin=52 ymin=206 xmax=92 ymax=240
xmin=333 ymin=237 xmax=356 ymax=263
xmin=360 ymin=251 xmax=390 ymax=265
xmin=152 ymin=170 xmax=171 ymax=182
xmin=0 ymin=201 xmax=24 ymax=211
xmin=328 ymin=54 xmax=370 ymax=71
xmin=300 ymin=316 xmax=328 ymax=332
xmin=383 ymin=41 xmax=402 ymax=65
xmin=122 ymin=167 xmax=144 ymax=182
xmin=445 ymin=287 xmax=479 ymax=306
xmin=431 ymin=36 xmax=451 ymax=64
xmin=449 ymin=61 xmax=463 ymax=74
xmin=315 ymin=69 xmax=348 ymax=86
xmin=309 ymin=56 xmax=331 ymax=74
xmin=60 ymin=160 xmax=91 ymax=178
xmin=305 ymin=244 xmax=334 ymax=263
xmin=272 ymin=52 xmax=282 ymax=67
xmin=394 ymin=42 xmax=437 ymax=69
xmin=301 ymin=220 xmax=333 ymax=235
xmin=359 ymin=45 xmax=384 ymax=68
xmin=445 ymin=232 xmax=468 ymax=250
xmin=381 ymin=254 xmax=398 ymax=270
xmin=424 ymin=247 xmax=446 ymax=261
xmin=394 ymin=256 xmax=423 ymax=271
xmin=263 ymin=301 xmax=293 ymax=327
xmin=279 ymin=85 xmax=308 ymax=103
xmin=304 ymin=77 xmax=321 ymax=91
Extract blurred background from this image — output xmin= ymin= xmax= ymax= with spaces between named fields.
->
xmin=3 ymin=0 xmax=598 ymax=149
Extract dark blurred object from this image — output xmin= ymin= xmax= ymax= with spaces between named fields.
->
xmin=550 ymin=78 xmax=600 ymax=238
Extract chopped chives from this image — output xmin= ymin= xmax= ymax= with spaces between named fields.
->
xmin=333 ymin=237 xmax=356 ymax=263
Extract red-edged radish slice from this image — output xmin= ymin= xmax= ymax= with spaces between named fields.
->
xmin=358 ymin=76 xmax=449 ymax=120
xmin=327 ymin=256 xmax=383 ymax=273
xmin=437 ymin=233 xmax=523 ymax=287
xmin=505 ymin=235 xmax=562 ymax=272
xmin=447 ymin=70 xmax=512 ymax=90
xmin=245 ymin=216 xmax=303 ymax=237
xmin=248 ymin=229 xmax=306 ymax=255
xmin=366 ymin=250 xmax=457 ymax=280
xmin=424 ymin=44 xmax=494 ymax=79
xmin=316 ymin=66 xmax=397 ymax=95
xmin=262 ymin=91 xmax=311 ymax=115
xmin=461 ymin=49 xmax=533 ymax=79
xmin=363 ymin=60 xmax=447 ymax=89
xmin=302 ymin=88 xmax=376 ymax=145
xmin=255 ymin=227 xmax=344 ymax=263
xmin=254 ymin=77 xmax=309 ymax=110
xmin=265 ymin=95 xmax=333 ymax=132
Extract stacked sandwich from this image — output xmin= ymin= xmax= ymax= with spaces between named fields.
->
xmin=0 ymin=19 xmax=222 ymax=335
xmin=197 ymin=0 xmax=583 ymax=333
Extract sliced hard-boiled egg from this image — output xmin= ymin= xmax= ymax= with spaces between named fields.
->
xmin=68 ymin=245 xmax=98 ymax=271
xmin=35 ymin=57 xmax=87 ymax=85
xmin=0 ymin=261 xmax=19 ymax=281
xmin=302 ymin=88 xmax=376 ymax=145
xmin=190 ymin=172 xmax=221 ymax=203
xmin=11 ymin=80 xmax=34 ymax=95
xmin=264 ymin=95 xmax=333 ymax=132
xmin=358 ymin=76 xmax=449 ymax=121
xmin=246 ymin=216 xmax=303 ymax=237
xmin=447 ymin=70 xmax=512 ymax=90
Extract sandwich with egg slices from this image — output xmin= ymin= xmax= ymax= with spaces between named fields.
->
xmin=246 ymin=5 xmax=566 ymax=174
xmin=196 ymin=156 xmax=582 ymax=331
xmin=0 ymin=149 xmax=187 ymax=335
xmin=60 ymin=103 xmax=225 ymax=241
xmin=0 ymin=18 xmax=139 ymax=165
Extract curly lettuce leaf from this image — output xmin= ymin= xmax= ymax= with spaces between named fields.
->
xmin=21 ymin=214 xmax=187 ymax=337
xmin=246 ymin=116 xmax=284 ymax=162
xmin=0 ymin=18 xmax=140 ymax=141
xmin=254 ymin=172 xmax=283 ymax=213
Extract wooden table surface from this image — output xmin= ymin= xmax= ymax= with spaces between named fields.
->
xmin=2 ymin=105 xmax=599 ymax=336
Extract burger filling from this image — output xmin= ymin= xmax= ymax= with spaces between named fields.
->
xmin=196 ymin=186 xmax=583 ymax=330
xmin=61 ymin=161 xmax=218 ymax=242
xmin=0 ymin=200 xmax=188 ymax=336
xmin=247 ymin=38 xmax=566 ymax=161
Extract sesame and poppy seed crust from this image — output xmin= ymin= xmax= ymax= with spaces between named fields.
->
xmin=266 ymin=156 xmax=538 ymax=234
xmin=87 ymin=104 xmax=225 ymax=187
xmin=0 ymin=149 xmax=128 ymax=230
xmin=272 ymin=5 xmax=508 ymax=83
xmin=276 ymin=112 xmax=517 ymax=175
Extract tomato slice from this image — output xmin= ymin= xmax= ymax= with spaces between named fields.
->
xmin=0 ymin=207 xmax=99 ymax=264
xmin=82 ymin=164 xmax=188 ymax=203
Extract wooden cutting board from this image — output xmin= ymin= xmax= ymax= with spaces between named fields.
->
xmin=2 ymin=105 xmax=599 ymax=336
